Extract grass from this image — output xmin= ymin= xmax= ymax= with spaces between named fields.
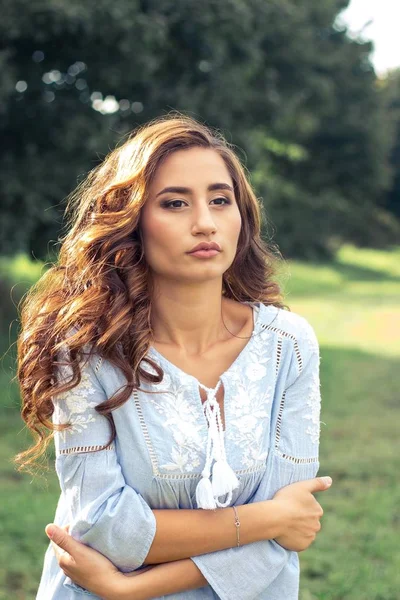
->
xmin=280 ymin=244 xmax=400 ymax=600
xmin=0 ymin=243 xmax=399 ymax=599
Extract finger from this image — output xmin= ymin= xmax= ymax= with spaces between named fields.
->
xmin=307 ymin=476 xmax=332 ymax=492
xmin=51 ymin=540 xmax=67 ymax=562
xmin=45 ymin=524 xmax=77 ymax=558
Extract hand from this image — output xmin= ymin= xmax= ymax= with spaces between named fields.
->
xmin=271 ymin=476 xmax=332 ymax=552
xmin=45 ymin=523 xmax=154 ymax=600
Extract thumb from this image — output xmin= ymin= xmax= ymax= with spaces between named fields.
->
xmin=312 ymin=476 xmax=332 ymax=491
xmin=45 ymin=524 xmax=76 ymax=556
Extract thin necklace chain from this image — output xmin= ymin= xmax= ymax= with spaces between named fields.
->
xmin=220 ymin=303 xmax=254 ymax=340
xmin=150 ymin=301 xmax=279 ymax=345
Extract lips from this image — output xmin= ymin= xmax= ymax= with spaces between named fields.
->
xmin=188 ymin=242 xmax=221 ymax=253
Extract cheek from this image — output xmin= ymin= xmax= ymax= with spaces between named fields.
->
xmin=229 ymin=209 xmax=242 ymax=243
xmin=140 ymin=210 xmax=180 ymax=264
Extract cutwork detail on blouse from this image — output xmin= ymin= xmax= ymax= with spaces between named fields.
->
xmin=275 ymin=389 xmax=285 ymax=449
xmin=58 ymin=443 xmax=115 ymax=455
xmin=276 ymin=337 xmax=282 ymax=376
xmin=274 ymin=335 xmax=321 ymax=464
xmin=94 ymin=355 xmax=103 ymax=373
xmin=132 ymin=388 xmax=164 ymax=476
xmin=261 ymin=323 xmax=303 ymax=374
xmin=275 ymin=450 xmax=318 ymax=464
xmin=132 ymin=388 xmax=267 ymax=479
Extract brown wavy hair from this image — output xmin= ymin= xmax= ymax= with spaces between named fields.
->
xmin=14 ymin=111 xmax=290 ymax=475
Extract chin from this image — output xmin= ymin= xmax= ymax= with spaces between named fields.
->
xmin=173 ymin=268 xmax=225 ymax=283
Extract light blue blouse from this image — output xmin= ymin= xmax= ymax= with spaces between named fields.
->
xmin=36 ymin=301 xmax=322 ymax=600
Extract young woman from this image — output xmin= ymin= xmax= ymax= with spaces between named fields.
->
xmin=15 ymin=113 xmax=332 ymax=599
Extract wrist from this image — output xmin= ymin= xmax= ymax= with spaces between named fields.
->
xmin=103 ymin=573 xmax=136 ymax=600
xmin=254 ymin=499 xmax=285 ymax=541
xmin=267 ymin=499 xmax=286 ymax=539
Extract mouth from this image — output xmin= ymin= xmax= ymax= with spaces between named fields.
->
xmin=187 ymin=242 xmax=222 ymax=254
xmin=187 ymin=248 xmax=220 ymax=258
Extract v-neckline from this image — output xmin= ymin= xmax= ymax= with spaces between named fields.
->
xmin=147 ymin=301 xmax=262 ymax=390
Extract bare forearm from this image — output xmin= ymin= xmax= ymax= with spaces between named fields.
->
xmin=117 ymin=559 xmax=207 ymax=600
xmin=144 ymin=500 xmax=281 ymax=564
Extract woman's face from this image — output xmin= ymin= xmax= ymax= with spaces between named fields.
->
xmin=139 ymin=147 xmax=242 ymax=284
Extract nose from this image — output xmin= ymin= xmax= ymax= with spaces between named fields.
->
xmin=191 ymin=202 xmax=217 ymax=236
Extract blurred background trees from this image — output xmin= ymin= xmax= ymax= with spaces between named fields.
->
xmin=1 ymin=0 xmax=399 ymax=261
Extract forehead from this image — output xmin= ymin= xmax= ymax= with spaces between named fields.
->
xmin=149 ymin=147 xmax=232 ymax=190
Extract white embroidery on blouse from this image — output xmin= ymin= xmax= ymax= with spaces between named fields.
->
xmin=302 ymin=367 xmax=321 ymax=445
xmin=300 ymin=321 xmax=321 ymax=446
xmin=143 ymin=371 xmax=206 ymax=474
xmin=227 ymin=381 xmax=272 ymax=468
xmin=53 ymin=362 xmax=99 ymax=441
xmin=224 ymin=333 xmax=274 ymax=469
xmin=142 ymin=325 xmax=275 ymax=476
xmin=140 ymin=309 xmax=321 ymax=476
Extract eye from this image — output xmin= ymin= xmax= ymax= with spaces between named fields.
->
xmin=161 ymin=199 xmax=187 ymax=209
xmin=211 ymin=197 xmax=231 ymax=206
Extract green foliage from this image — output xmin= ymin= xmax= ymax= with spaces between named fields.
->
xmin=1 ymin=0 xmax=399 ymax=260
xmin=379 ymin=70 xmax=400 ymax=220
xmin=0 ymin=254 xmax=47 ymax=355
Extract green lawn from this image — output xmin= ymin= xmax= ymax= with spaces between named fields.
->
xmin=282 ymin=245 xmax=400 ymax=600
xmin=0 ymin=244 xmax=399 ymax=599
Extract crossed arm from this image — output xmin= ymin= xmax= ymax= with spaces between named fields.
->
xmin=47 ymin=497 xmax=283 ymax=600
xmin=51 ymin=447 xmax=284 ymax=598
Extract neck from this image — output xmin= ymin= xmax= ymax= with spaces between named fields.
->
xmin=149 ymin=277 xmax=230 ymax=355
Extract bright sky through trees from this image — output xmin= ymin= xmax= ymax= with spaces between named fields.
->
xmin=336 ymin=0 xmax=400 ymax=76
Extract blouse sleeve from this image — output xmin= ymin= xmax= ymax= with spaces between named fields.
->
xmin=191 ymin=319 xmax=322 ymax=600
xmin=51 ymin=344 xmax=157 ymax=594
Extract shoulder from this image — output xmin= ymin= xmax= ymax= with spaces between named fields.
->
xmin=258 ymin=303 xmax=319 ymax=354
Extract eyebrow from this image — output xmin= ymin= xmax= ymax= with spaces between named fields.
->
xmin=155 ymin=183 xmax=234 ymax=197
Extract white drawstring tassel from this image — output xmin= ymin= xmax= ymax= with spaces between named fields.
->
xmin=195 ymin=396 xmax=217 ymax=510
xmin=212 ymin=455 xmax=240 ymax=497
xmin=195 ymin=472 xmax=217 ymax=509
xmin=195 ymin=380 xmax=239 ymax=509
xmin=210 ymin=398 xmax=239 ymax=501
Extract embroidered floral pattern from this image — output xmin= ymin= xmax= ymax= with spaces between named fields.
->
xmin=140 ymin=308 xmax=277 ymax=476
xmin=131 ymin=306 xmax=322 ymax=478
xmin=302 ymin=366 xmax=321 ymax=444
xmin=246 ymin=362 xmax=267 ymax=381
xmin=225 ymin=334 xmax=274 ymax=468
xmin=53 ymin=362 xmax=99 ymax=442
xmin=142 ymin=369 xmax=206 ymax=474
xmin=299 ymin=322 xmax=321 ymax=447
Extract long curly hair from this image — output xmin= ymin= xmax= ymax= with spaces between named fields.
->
xmin=14 ymin=111 xmax=290 ymax=475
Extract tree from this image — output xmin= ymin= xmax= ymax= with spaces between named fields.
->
xmin=379 ymin=70 xmax=400 ymax=220
xmin=1 ymin=0 xmax=398 ymax=260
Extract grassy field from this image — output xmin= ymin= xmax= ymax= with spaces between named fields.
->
xmin=0 ymin=244 xmax=399 ymax=600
